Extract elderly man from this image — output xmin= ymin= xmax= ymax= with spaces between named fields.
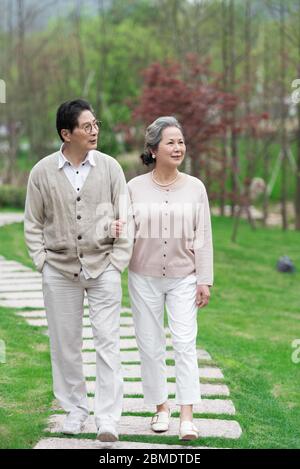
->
xmin=24 ymin=99 xmax=132 ymax=442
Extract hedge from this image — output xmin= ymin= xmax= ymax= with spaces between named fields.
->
xmin=0 ymin=185 xmax=26 ymax=209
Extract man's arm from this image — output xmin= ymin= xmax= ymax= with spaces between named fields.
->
xmin=109 ymin=163 xmax=133 ymax=272
xmin=24 ymin=170 xmax=46 ymax=272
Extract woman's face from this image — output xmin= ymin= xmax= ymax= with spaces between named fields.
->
xmin=154 ymin=126 xmax=186 ymax=169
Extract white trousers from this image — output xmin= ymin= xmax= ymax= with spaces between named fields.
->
xmin=42 ymin=262 xmax=123 ymax=428
xmin=128 ymin=271 xmax=201 ymax=406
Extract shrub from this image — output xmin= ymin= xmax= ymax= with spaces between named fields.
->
xmin=0 ymin=185 xmax=26 ymax=209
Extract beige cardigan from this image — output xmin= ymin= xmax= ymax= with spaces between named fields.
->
xmin=127 ymin=172 xmax=213 ymax=286
xmin=24 ymin=150 xmax=133 ymax=280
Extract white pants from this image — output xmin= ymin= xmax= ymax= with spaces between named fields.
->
xmin=128 ymin=271 xmax=201 ymax=406
xmin=42 ymin=262 xmax=123 ymax=428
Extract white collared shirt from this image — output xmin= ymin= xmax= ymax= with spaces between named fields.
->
xmin=58 ymin=144 xmax=96 ymax=279
xmin=58 ymin=144 xmax=96 ymax=194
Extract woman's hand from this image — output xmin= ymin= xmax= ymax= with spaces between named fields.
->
xmin=196 ymin=284 xmax=211 ymax=308
xmin=110 ymin=219 xmax=125 ymax=238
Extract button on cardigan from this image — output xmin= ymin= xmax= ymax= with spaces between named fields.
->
xmin=127 ymin=172 xmax=213 ymax=286
xmin=58 ymin=146 xmax=95 ymax=279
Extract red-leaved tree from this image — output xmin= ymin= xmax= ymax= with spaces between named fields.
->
xmin=131 ymin=54 xmax=238 ymax=199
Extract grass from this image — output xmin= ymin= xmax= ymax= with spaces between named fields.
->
xmin=0 ymin=207 xmax=24 ymax=213
xmin=198 ymin=215 xmax=300 ymax=448
xmin=0 ymin=307 xmax=53 ymax=449
xmin=0 ymin=223 xmax=34 ymax=269
xmin=0 ymin=219 xmax=300 ymax=448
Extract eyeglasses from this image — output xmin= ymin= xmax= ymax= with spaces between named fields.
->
xmin=79 ymin=120 xmax=102 ymax=134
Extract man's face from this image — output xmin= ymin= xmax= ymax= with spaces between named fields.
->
xmin=63 ymin=110 xmax=99 ymax=151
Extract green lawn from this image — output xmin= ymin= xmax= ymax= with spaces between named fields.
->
xmin=0 ymin=306 xmax=53 ymax=449
xmin=0 ymin=219 xmax=300 ymax=448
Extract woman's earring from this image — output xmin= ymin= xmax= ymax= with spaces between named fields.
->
xmin=152 ymin=154 xmax=156 ymax=159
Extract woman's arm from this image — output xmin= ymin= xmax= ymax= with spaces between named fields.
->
xmin=194 ymin=183 xmax=214 ymax=288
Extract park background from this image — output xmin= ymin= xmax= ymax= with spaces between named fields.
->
xmin=0 ymin=0 xmax=300 ymax=449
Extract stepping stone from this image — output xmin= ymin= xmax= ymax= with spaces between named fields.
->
xmin=81 ymin=316 xmax=133 ymax=326
xmin=0 ymin=298 xmax=89 ymax=308
xmin=22 ymin=319 xmax=137 ymax=337
xmin=81 ymin=327 xmax=139 ymax=340
xmin=120 ymin=326 xmax=170 ymax=337
xmin=0 ymin=272 xmax=41 ymax=279
xmin=47 ymin=414 xmax=242 ymax=439
xmin=0 ymin=291 xmax=91 ymax=300
xmin=24 ymin=317 xmax=90 ymax=326
xmin=118 ymin=337 xmax=172 ymax=348
xmin=16 ymin=307 xmax=131 ymax=316
xmin=0 ymin=265 xmax=32 ymax=273
xmin=83 ymin=337 xmax=173 ymax=350
xmin=51 ymin=397 xmax=235 ymax=415
xmin=0 ymin=259 xmax=26 ymax=264
xmin=84 ymin=363 xmax=148 ymax=379
xmin=0 ymin=260 xmax=27 ymax=267
xmin=34 ymin=438 xmax=207 ymax=449
xmin=199 ymin=367 xmax=224 ymax=379
xmin=82 ymin=349 xmax=212 ymax=362
xmin=0 ymin=284 xmax=42 ymax=292
xmin=25 ymin=318 xmax=48 ymax=327
xmin=0 ymin=278 xmax=42 ymax=285
xmin=84 ymin=397 xmax=236 ymax=415
xmin=0 ymin=299 xmax=47 ymax=308
xmin=17 ymin=310 xmax=47 ymax=319
xmin=120 ymin=317 xmax=134 ymax=326
xmin=0 ymin=213 xmax=24 ymax=225
xmin=0 ymin=291 xmax=45 ymax=299
xmin=86 ymin=380 xmax=230 ymax=397
xmin=83 ymin=364 xmax=224 ymax=380
xmin=118 ymin=397 xmax=235 ymax=415
xmin=20 ymin=313 xmax=133 ymax=329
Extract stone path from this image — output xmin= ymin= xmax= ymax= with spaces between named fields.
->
xmin=0 ymin=212 xmax=24 ymax=227
xmin=0 ymin=253 xmax=243 ymax=449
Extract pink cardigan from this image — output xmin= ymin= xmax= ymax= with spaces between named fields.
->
xmin=127 ymin=172 xmax=213 ymax=286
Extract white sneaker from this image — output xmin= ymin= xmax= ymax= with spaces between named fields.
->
xmin=97 ymin=424 xmax=119 ymax=442
xmin=150 ymin=410 xmax=170 ymax=433
xmin=179 ymin=421 xmax=199 ymax=441
xmin=62 ymin=412 xmax=88 ymax=435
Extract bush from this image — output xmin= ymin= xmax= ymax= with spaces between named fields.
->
xmin=0 ymin=185 xmax=26 ymax=209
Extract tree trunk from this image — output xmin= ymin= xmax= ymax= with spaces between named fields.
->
xmin=295 ymin=1 xmax=300 ymax=230
xmin=231 ymin=0 xmax=257 ymax=241
xmin=279 ymin=0 xmax=288 ymax=230
xmin=96 ymin=0 xmax=108 ymax=114
xmin=262 ymin=25 xmax=270 ymax=226
xmin=3 ymin=0 xmax=22 ymax=183
xmin=191 ymin=152 xmax=201 ymax=179
xmin=229 ymin=0 xmax=238 ymax=217
xmin=295 ymin=62 xmax=300 ymax=229
xmin=75 ymin=0 xmax=86 ymax=91
xmin=220 ymin=0 xmax=229 ymax=216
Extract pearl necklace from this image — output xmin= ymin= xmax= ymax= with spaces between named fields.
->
xmin=151 ymin=170 xmax=180 ymax=187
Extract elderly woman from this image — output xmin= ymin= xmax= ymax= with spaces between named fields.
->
xmin=113 ymin=116 xmax=213 ymax=440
